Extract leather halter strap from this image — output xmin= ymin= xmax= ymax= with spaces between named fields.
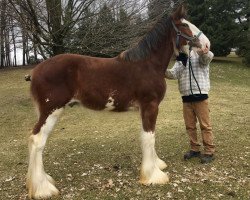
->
xmin=171 ymin=21 xmax=202 ymax=49
xmin=196 ymin=31 xmax=203 ymax=38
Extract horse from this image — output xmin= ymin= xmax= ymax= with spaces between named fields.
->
xmin=26 ymin=4 xmax=209 ymax=199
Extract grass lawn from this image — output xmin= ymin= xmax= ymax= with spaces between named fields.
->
xmin=0 ymin=59 xmax=249 ymax=200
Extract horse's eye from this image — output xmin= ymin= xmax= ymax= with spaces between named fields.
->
xmin=181 ymin=23 xmax=189 ymax=27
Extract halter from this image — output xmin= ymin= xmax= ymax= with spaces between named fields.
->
xmin=196 ymin=31 xmax=203 ymax=38
xmin=171 ymin=21 xmax=202 ymax=49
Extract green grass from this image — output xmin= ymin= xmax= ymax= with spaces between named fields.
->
xmin=213 ymin=56 xmax=243 ymax=64
xmin=0 ymin=60 xmax=249 ymax=200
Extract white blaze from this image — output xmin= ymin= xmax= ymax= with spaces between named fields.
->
xmin=181 ymin=19 xmax=211 ymax=50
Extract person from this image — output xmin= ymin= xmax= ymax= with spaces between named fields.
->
xmin=165 ymin=47 xmax=215 ymax=163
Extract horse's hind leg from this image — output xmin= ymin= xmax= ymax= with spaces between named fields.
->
xmin=139 ymin=101 xmax=169 ymax=185
xmin=27 ymin=107 xmax=64 ymax=199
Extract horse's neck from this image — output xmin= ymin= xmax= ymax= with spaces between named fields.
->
xmin=150 ymin=40 xmax=174 ymax=72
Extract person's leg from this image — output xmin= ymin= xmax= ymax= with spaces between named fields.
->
xmin=194 ymin=99 xmax=215 ymax=155
xmin=183 ymin=102 xmax=200 ymax=152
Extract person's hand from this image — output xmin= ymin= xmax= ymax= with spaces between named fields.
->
xmin=197 ymin=45 xmax=209 ymax=55
xmin=176 ymin=52 xmax=188 ymax=67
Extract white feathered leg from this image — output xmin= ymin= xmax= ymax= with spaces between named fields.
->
xmin=154 ymin=149 xmax=168 ymax=170
xmin=27 ymin=108 xmax=63 ymax=199
xmin=139 ymin=131 xmax=169 ymax=185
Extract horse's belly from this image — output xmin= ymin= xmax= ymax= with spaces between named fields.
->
xmin=77 ymin=89 xmax=134 ymax=112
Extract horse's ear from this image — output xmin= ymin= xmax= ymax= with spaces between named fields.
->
xmin=171 ymin=3 xmax=187 ymax=20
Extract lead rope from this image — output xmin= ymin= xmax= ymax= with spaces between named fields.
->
xmin=188 ymin=47 xmax=202 ymax=96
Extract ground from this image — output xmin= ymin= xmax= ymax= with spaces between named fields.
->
xmin=0 ymin=58 xmax=249 ymax=199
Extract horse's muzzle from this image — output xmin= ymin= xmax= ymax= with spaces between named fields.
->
xmin=188 ymin=37 xmax=202 ymax=48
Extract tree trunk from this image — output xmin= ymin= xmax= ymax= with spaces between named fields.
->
xmin=5 ymin=30 xmax=11 ymax=67
xmin=12 ymin=27 xmax=17 ymax=66
xmin=33 ymin=34 xmax=38 ymax=63
xmin=0 ymin=0 xmax=7 ymax=68
xmin=45 ymin=0 xmax=65 ymax=55
xmin=22 ymin=30 xmax=26 ymax=66
xmin=26 ymin=38 xmax=29 ymax=64
xmin=10 ymin=16 xmax=17 ymax=66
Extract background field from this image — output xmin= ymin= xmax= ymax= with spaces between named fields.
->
xmin=0 ymin=59 xmax=249 ymax=199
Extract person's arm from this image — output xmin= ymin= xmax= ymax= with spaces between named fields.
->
xmin=165 ymin=53 xmax=187 ymax=79
xmin=199 ymin=51 xmax=214 ymax=66
xmin=165 ymin=61 xmax=186 ymax=79
xmin=197 ymin=47 xmax=214 ymax=66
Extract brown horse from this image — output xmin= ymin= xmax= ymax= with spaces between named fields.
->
xmin=26 ymin=4 xmax=209 ymax=199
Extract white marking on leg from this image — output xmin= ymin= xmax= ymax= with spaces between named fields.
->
xmin=27 ymin=108 xmax=63 ymax=199
xmin=105 ymin=97 xmax=115 ymax=111
xmin=140 ymin=131 xmax=169 ymax=185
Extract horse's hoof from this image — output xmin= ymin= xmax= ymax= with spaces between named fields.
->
xmin=27 ymin=174 xmax=59 ymax=199
xmin=28 ymin=184 xmax=59 ymax=199
xmin=139 ymin=168 xmax=169 ymax=185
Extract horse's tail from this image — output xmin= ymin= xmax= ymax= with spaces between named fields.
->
xmin=25 ymin=74 xmax=32 ymax=81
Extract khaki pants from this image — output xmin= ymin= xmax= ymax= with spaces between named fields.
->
xmin=183 ymin=99 xmax=215 ymax=155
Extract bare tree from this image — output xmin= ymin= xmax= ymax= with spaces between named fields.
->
xmin=0 ymin=0 xmax=7 ymax=67
xmin=9 ymin=0 xmax=97 ymax=57
xmin=10 ymin=16 xmax=17 ymax=66
xmin=5 ymin=0 xmax=180 ymax=66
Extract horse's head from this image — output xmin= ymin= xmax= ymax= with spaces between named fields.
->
xmin=171 ymin=4 xmax=210 ymax=55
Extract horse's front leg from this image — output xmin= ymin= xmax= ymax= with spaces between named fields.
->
xmin=27 ymin=108 xmax=63 ymax=199
xmin=139 ymin=100 xmax=169 ymax=185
